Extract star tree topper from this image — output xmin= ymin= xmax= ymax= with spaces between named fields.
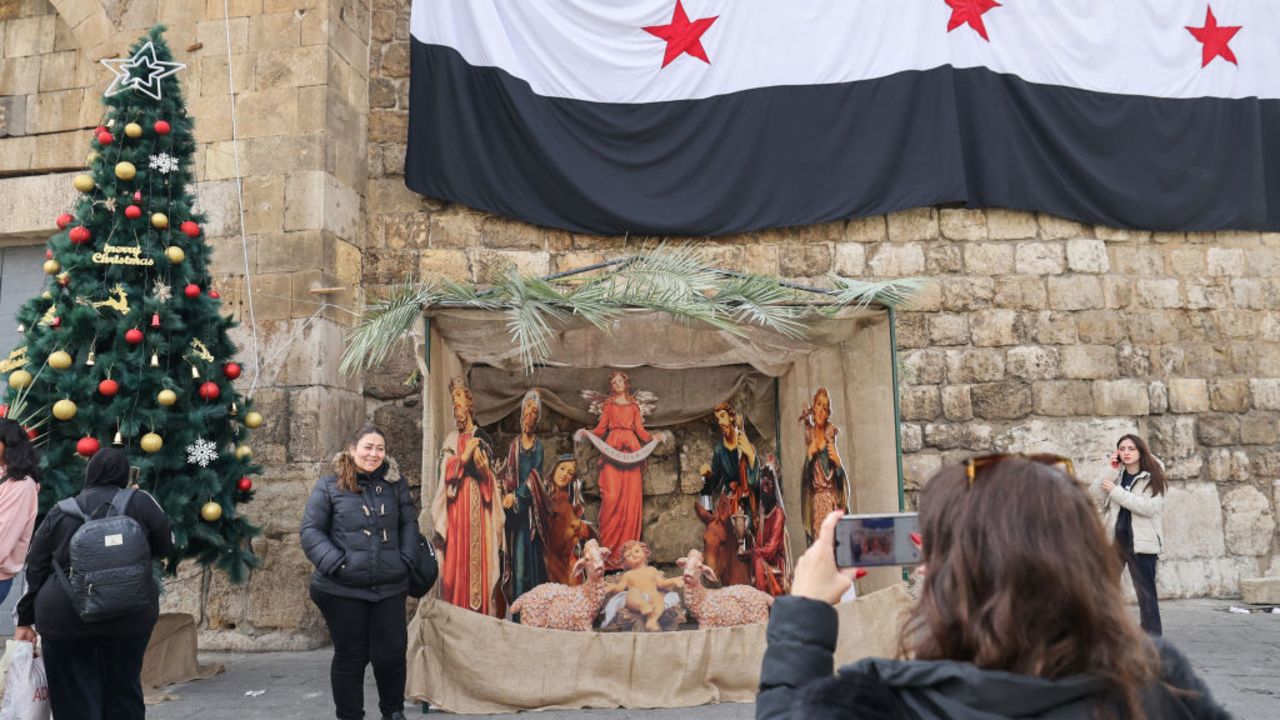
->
xmin=101 ymin=41 xmax=186 ymax=101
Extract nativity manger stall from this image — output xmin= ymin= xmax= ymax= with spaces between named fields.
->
xmin=343 ymin=255 xmax=917 ymax=713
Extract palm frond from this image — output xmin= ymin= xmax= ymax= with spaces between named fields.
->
xmin=339 ymin=280 xmax=438 ymax=375
xmin=713 ymin=274 xmax=807 ymax=338
xmin=826 ymin=275 xmax=926 ymax=311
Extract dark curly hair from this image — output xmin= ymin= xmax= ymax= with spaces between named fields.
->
xmin=0 ymin=419 xmax=40 ymax=484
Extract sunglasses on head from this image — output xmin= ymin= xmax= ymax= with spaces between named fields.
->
xmin=964 ymin=453 xmax=1076 ymax=488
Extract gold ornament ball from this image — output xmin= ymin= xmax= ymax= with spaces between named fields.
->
xmin=140 ymin=432 xmax=163 ymax=453
xmin=52 ymin=399 xmax=77 ymax=421
xmin=86 ymin=152 xmax=99 ymax=165
xmin=8 ymin=370 xmax=32 ymax=389
xmin=201 ymin=501 xmax=223 ymax=522
xmin=151 ymin=213 xmax=169 ymax=229
xmin=73 ymin=174 xmax=95 ymax=192
xmin=235 ymin=445 xmax=252 ymax=460
xmin=43 ymin=259 xmax=61 ymax=275
xmin=124 ymin=122 xmax=143 ymax=138
xmin=165 ymin=246 xmax=185 ymax=264
xmin=243 ymin=411 xmax=264 ymax=429
xmin=41 ymin=291 xmax=52 ymax=299
xmin=114 ymin=161 xmax=137 ymax=181
xmin=47 ymin=350 xmax=73 ymax=370
xmin=157 ymin=389 xmax=178 ymax=406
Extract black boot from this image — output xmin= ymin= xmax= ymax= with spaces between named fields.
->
xmin=381 ymin=713 xmax=406 ymax=720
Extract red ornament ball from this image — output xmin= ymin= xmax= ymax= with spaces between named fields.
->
xmin=98 ymin=378 xmax=120 ymax=397
xmin=0 ymin=403 xmax=8 ymax=418
xmin=154 ymin=120 xmax=171 ymax=135
xmin=25 ymin=428 xmax=37 ymax=440
xmin=68 ymin=226 xmax=92 ymax=244
xmin=76 ymin=436 xmax=100 ymax=457
xmin=132 ymin=190 xmax=143 ymax=203
xmin=96 ymin=131 xmax=113 ymax=146
xmin=184 ymin=283 xmax=201 ymax=299
xmin=198 ymin=381 xmax=220 ymax=401
xmin=180 ymin=221 xmax=201 ymax=238
xmin=45 ymin=249 xmax=53 ymax=260
xmin=237 ymin=477 xmax=253 ymax=493
xmin=94 ymin=125 xmax=107 ymax=136
xmin=55 ymin=213 xmax=73 ymax=230
xmin=124 ymin=205 xmax=142 ymax=220
xmin=50 ymin=316 xmax=61 ymax=328
xmin=125 ymin=328 xmax=144 ymax=345
xmin=223 ymin=362 xmax=242 ymax=380
xmin=208 ymin=290 xmax=221 ymax=300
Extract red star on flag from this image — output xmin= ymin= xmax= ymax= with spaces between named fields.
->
xmin=1186 ymin=6 xmax=1241 ymax=67
xmin=945 ymin=0 xmax=1001 ymax=42
xmin=644 ymin=0 xmax=719 ymax=68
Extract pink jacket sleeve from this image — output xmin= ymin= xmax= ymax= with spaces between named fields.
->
xmin=0 ymin=478 xmax=39 ymax=580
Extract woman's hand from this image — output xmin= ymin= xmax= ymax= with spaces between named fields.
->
xmin=791 ymin=511 xmax=859 ymax=605
xmin=14 ymin=626 xmax=36 ymax=644
xmin=1101 ymin=477 xmax=1116 ymax=493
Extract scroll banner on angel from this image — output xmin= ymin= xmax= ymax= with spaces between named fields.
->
xmin=573 ymin=371 xmax=671 ymax=569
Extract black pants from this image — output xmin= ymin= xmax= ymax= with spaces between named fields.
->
xmin=311 ymin=587 xmax=408 ymax=719
xmin=1119 ymin=546 xmax=1163 ymax=636
xmin=42 ymin=633 xmax=151 ymax=720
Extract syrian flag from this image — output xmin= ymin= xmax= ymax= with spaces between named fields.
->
xmin=407 ymin=1 xmax=1280 ymax=236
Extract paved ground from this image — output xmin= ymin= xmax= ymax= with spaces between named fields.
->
xmin=148 ymin=599 xmax=1278 ymax=719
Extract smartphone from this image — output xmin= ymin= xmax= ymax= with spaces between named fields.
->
xmin=833 ymin=512 xmax=922 ymax=568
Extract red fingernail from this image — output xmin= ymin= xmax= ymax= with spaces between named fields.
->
xmin=854 ymin=568 xmax=868 ymax=579
xmin=910 ymin=533 xmax=922 ymax=546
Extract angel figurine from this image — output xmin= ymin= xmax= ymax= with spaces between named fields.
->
xmin=574 ymin=370 xmax=670 ymax=569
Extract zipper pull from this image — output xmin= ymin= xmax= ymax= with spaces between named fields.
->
xmin=382 ymin=529 xmax=389 ymax=543
xmin=363 ymin=529 xmax=372 ymax=537
xmin=380 ymin=503 xmax=386 ymax=516
xmin=362 ymin=505 xmax=370 ymax=517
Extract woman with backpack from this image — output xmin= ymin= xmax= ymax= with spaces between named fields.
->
xmin=0 ymin=418 xmax=41 ymax=604
xmin=301 ymin=425 xmax=419 ymax=720
xmin=14 ymin=447 xmax=173 ymax=720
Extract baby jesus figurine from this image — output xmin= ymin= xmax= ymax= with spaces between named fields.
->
xmin=605 ymin=540 xmax=683 ymax=631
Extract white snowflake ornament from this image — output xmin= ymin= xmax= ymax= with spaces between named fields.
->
xmin=186 ymin=437 xmax=219 ymax=467
xmin=149 ymin=153 xmax=179 ymax=174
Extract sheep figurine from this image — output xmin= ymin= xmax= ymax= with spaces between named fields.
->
xmin=678 ymin=548 xmax=774 ymax=628
xmin=510 ymin=539 xmax=611 ymax=630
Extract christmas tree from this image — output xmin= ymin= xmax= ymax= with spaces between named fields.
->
xmin=1 ymin=27 xmax=260 ymax=580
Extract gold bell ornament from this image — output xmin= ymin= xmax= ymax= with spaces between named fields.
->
xmin=85 ymin=350 xmax=96 ymax=366
xmin=150 ymin=352 xmax=160 ymax=368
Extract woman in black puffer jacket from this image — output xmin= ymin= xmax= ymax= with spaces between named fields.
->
xmin=301 ymin=425 xmax=418 ymax=720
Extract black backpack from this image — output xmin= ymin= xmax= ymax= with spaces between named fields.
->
xmin=53 ymin=489 xmax=156 ymax=622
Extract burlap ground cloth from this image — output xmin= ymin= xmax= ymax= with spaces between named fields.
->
xmin=406 ymin=584 xmax=913 ymax=714
xmin=141 ymin=613 xmax=223 ymax=703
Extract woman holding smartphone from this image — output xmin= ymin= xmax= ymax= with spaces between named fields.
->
xmin=1092 ymin=434 xmax=1166 ymax=636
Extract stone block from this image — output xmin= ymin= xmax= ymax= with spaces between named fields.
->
xmin=903 ymin=280 xmax=944 ymax=312
xmin=885 ymin=207 xmax=937 ymax=242
xmin=924 ymin=422 xmax=993 ymax=451
xmin=970 ymin=381 xmax=1031 ymax=419
xmin=903 ymin=453 xmax=943 ymax=491
xmin=900 ymin=424 xmax=923 ymax=453
xmin=1197 ymin=414 xmax=1240 ymax=446
xmin=247 ymin=537 xmax=326 ymax=632
xmin=895 ymin=314 xmax=928 ymax=349
xmin=0 ymin=135 xmax=34 ymax=171
xmin=1241 ymin=577 xmax=1280 ymax=604
xmin=900 ymin=350 xmax=945 ymax=385
xmin=1073 ymin=311 xmax=1126 ymax=345
xmin=1168 ymin=379 xmax=1210 ymax=414
xmin=1015 ymin=242 xmax=1065 ymax=275
xmin=832 ymin=243 xmax=865 ymax=275
xmin=993 ymin=418 xmax=1136 ymax=483
xmin=1149 ymin=381 xmax=1168 ymax=415
xmin=0 ymin=56 xmax=39 ymax=96
xmin=1005 ymin=346 xmax=1058 ymax=381
xmin=868 ymin=243 xmax=925 ymax=277
xmin=256 ymin=45 xmax=325 ymax=89
xmin=1241 ymin=414 xmax=1280 ymax=445
xmin=962 ymin=243 xmax=1013 ymax=275
xmin=159 ymin=562 xmax=206 ymax=620
xmin=1058 ymin=345 xmax=1118 ymax=380
xmin=992 ymin=277 xmax=1048 ymax=310
xmin=1093 ymin=380 xmax=1149 ymax=416
xmin=1157 ymin=558 xmax=1242 ymax=598
xmin=985 ymin=208 xmax=1038 ymax=239
xmin=945 ymin=348 xmax=1005 ymax=384
xmin=900 ymin=386 xmax=941 ymax=422
xmin=941 ymin=385 xmax=973 ymax=421
xmin=940 ymin=209 xmax=986 ymax=241
xmin=925 ymin=243 xmax=963 ymax=274
xmin=1030 ymin=311 xmax=1078 ymax=345
xmin=1223 ymin=486 xmax=1275 ymax=556
xmin=845 ymin=215 xmax=886 ymax=242
xmin=641 ymin=495 xmax=706 ymax=565
xmin=928 ymin=314 xmax=969 ymax=346
xmin=1208 ymin=379 xmax=1250 ymax=412
xmin=1032 ymin=381 xmax=1093 ymax=416
xmin=1037 ymin=214 xmax=1085 ymax=240
xmin=0 ymin=172 xmax=77 ymax=236
xmin=1250 ymin=379 xmax=1280 ymax=410
xmin=4 ymin=15 xmax=54 ymax=56
xmin=1046 ymin=275 xmax=1102 ymax=310
xmin=1158 ymin=484 xmax=1228 ymax=560
xmin=778 ymin=243 xmax=831 ymax=278
xmin=1065 ymin=239 xmax=1109 ymax=273
xmin=244 ymin=472 xmax=313 ymax=537
xmin=1111 ymin=246 xmax=1164 ymax=275
xmin=969 ymin=309 xmax=1021 ymax=346
xmin=1101 ymin=276 xmax=1133 ymax=309
xmin=289 ymin=386 xmax=366 ymax=462
xmin=1231 ymin=279 xmax=1278 ymax=310
xmin=1169 ymin=248 xmax=1206 ymax=276
xmin=1145 ymin=415 xmax=1198 ymax=461
xmin=1135 ymin=279 xmax=1182 ymax=309
xmin=1207 ymin=247 xmax=1246 ymax=277
xmin=942 ymin=277 xmax=995 ymax=311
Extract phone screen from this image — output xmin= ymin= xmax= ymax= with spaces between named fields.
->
xmin=833 ymin=513 xmax=921 ymax=568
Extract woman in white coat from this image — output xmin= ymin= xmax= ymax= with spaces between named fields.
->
xmin=1090 ymin=433 xmax=1165 ymax=635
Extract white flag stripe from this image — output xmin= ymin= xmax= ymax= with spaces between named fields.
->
xmin=411 ymin=0 xmax=1280 ymax=103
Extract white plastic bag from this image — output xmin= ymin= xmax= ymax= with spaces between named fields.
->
xmin=0 ymin=639 xmax=15 ymax=700
xmin=0 ymin=640 xmax=50 ymax=720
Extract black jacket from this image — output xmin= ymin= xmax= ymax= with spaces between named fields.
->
xmin=300 ymin=461 xmax=418 ymax=602
xmin=16 ymin=449 xmax=174 ymax=641
xmin=758 ymin=596 xmax=1232 ymax=720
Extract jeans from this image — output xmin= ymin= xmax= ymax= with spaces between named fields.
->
xmin=42 ymin=633 xmax=151 ymax=720
xmin=0 ymin=577 xmax=12 ymax=605
xmin=310 ymin=588 xmax=408 ymax=719
xmin=1118 ymin=545 xmax=1162 ymax=636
